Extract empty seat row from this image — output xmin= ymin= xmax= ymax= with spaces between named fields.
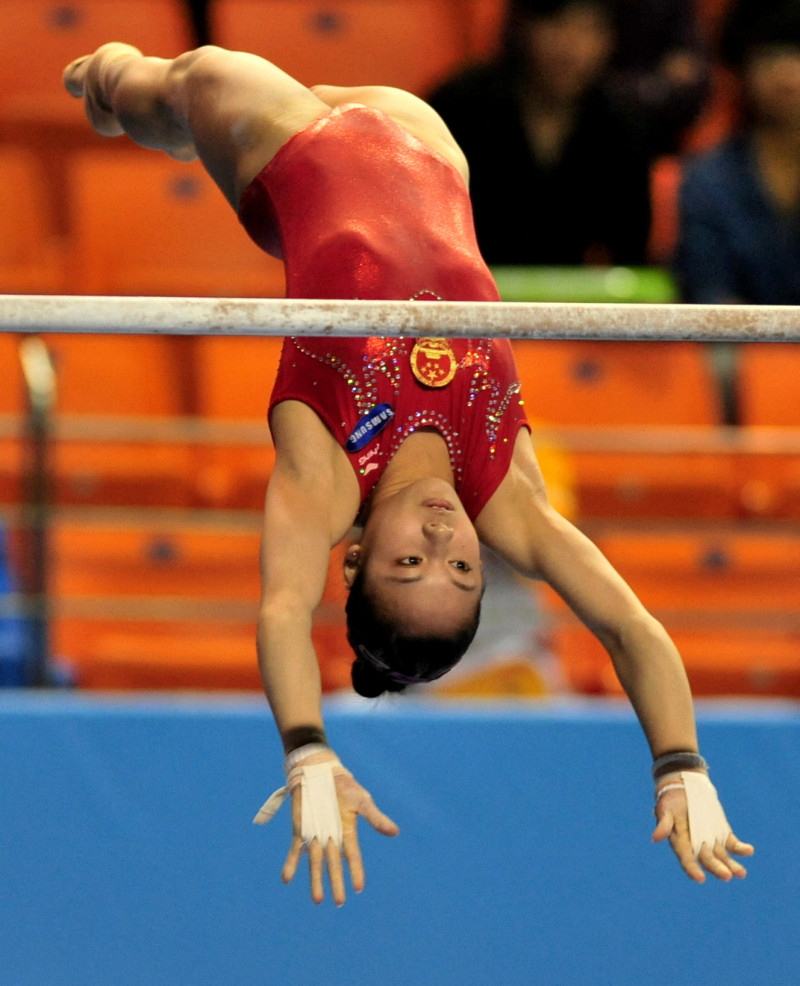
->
xmin=19 ymin=515 xmax=800 ymax=697
xmin=542 ymin=527 xmax=800 ymax=698
xmin=0 ymin=142 xmax=702 ymax=294
xmin=3 ymin=333 xmax=800 ymax=517
xmin=25 ymin=515 xmax=352 ymax=690
xmin=0 ymin=147 xmax=286 ymax=298
xmin=0 ymin=0 xmax=493 ymax=138
xmin=0 ymin=333 xmax=283 ymax=509
xmin=519 ymin=340 xmax=800 ymax=520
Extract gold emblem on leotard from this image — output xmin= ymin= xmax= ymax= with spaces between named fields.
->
xmin=410 ymin=338 xmax=457 ymax=388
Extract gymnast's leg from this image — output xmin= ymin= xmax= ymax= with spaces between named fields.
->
xmin=63 ymin=45 xmax=470 ymax=207
xmin=63 ymin=44 xmax=332 ymax=209
xmin=310 ymin=84 xmax=468 ymax=184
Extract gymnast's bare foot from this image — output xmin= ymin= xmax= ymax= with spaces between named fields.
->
xmin=64 ymin=42 xmax=144 ymax=136
xmin=63 ymin=42 xmax=198 ymax=160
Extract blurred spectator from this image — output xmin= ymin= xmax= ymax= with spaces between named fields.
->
xmin=606 ymin=0 xmax=711 ymax=156
xmin=429 ymin=0 xmax=652 ymax=267
xmin=675 ymin=2 xmax=800 ymax=304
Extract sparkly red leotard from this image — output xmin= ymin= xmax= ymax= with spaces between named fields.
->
xmin=269 ymin=336 xmax=528 ymax=521
xmin=238 ymin=103 xmax=499 ymax=301
xmin=238 ymin=104 xmax=529 ymax=520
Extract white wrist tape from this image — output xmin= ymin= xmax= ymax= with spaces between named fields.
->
xmin=253 ymin=757 xmax=351 ymax=850
xmin=681 ymin=771 xmax=732 ymax=857
xmin=283 ymin=743 xmax=331 ymax=775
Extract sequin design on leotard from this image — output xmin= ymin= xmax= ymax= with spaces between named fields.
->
xmin=269 ymin=336 xmax=528 ymax=521
xmin=290 ymin=337 xmax=405 ymax=415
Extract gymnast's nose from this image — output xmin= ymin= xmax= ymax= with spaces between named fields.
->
xmin=423 ymin=521 xmax=454 ymax=543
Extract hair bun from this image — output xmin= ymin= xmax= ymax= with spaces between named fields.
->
xmin=351 ymin=654 xmax=406 ymax=698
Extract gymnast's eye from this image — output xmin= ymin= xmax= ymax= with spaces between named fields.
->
xmin=452 ymin=560 xmax=472 ymax=572
xmin=399 ymin=556 xmax=422 ymax=566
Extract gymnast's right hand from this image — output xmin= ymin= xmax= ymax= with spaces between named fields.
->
xmin=253 ymin=745 xmax=400 ymax=905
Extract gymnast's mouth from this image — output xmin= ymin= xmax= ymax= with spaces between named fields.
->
xmin=422 ymin=498 xmax=455 ymax=511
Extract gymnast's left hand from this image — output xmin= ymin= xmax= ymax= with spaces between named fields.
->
xmin=254 ymin=747 xmax=399 ymax=905
xmin=651 ymin=771 xmax=754 ymax=883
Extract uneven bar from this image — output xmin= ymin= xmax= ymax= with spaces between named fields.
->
xmin=0 ymin=294 xmax=798 ymax=341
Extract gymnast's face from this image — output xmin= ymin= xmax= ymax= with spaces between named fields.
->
xmin=347 ymin=479 xmax=483 ymax=634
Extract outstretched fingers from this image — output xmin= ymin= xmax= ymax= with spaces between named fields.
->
xmin=652 ymin=803 xmax=705 ymax=883
xmin=728 ymin=832 xmax=755 ymax=858
xmin=710 ymin=831 xmax=754 ymax=880
xmin=281 ymin=836 xmax=305 ymax=887
xmin=653 ymin=804 xmax=754 ymax=883
xmin=306 ymin=839 xmax=326 ymax=905
xmin=351 ymin=786 xmax=400 ymax=837
xmin=325 ymin=839 xmax=347 ymax=906
xmin=342 ymin=825 xmax=366 ymax=894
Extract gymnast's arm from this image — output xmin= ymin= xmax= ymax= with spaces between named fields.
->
xmin=258 ymin=401 xmax=399 ymax=905
xmin=476 ymin=432 xmax=753 ymax=882
xmin=259 ymin=400 xmax=365 ymax=749
xmin=478 ymin=444 xmax=698 ymax=757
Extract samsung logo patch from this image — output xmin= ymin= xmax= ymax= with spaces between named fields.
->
xmin=346 ymin=403 xmax=395 ymax=452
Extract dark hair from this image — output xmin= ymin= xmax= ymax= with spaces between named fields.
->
xmin=509 ymin=0 xmax=619 ymax=17
xmin=499 ymin=0 xmax=620 ymax=74
xmin=345 ymin=570 xmax=482 ymax=698
xmin=720 ymin=1 xmax=800 ymax=70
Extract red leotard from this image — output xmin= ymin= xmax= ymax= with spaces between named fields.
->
xmin=238 ymin=103 xmax=499 ymax=301
xmin=269 ymin=336 xmax=528 ymax=521
xmin=238 ymin=104 xmax=529 ymax=520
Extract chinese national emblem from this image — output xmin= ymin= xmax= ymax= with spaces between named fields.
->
xmin=410 ymin=338 xmax=457 ymax=388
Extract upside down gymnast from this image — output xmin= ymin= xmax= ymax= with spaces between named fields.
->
xmin=64 ymin=42 xmax=754 ymax=905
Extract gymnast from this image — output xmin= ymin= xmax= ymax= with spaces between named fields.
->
xmin=64 ymin=43 xmax=754 ymax=905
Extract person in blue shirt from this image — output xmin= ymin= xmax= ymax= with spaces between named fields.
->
xmin=675 ymin=2 xmax=800 ymax=304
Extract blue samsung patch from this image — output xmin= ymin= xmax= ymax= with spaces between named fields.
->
xmin=346 ymin=403 xmax=395 ymax=452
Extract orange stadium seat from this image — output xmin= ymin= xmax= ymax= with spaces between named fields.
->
xmin=41 ymin=334 xmax=196 ymax=506
xmin=49 ymin=518 xmax=261 ymax=688
xmin=737 ymin=344 xmax=800 ymax=427
xmin=464 ymin=0 xmax=507 ymax=60
xmin=666 ymin=628 xmax=800 ymax=697
xmin=736 ymin=343 xmax=800 ymax=518
xmin=0 ymin=145 xmax=66 ymax=293
xmin=542 ymin=527 xmax=800 ymax=697
xmin=51 ymin=521 xmax=262 ymax=600
xmin=0 ymin=0 xmax=194 ymax=133
xmin=0 ymin=334 xmax=28 ymax=417
xmin=548 ymin=618 xmax=800 ymax=698
xmin=210 ymin=0 xmax=470 ymax=94
xmin=67 ymin=151 xmax=285 ymax=297
xmin=0 ymin=334 xmax=26 ymax=505
xmin=514 ymin=341 xmax=721 ymax=426
xmin=591 ymin=528 xmax=800 ymax=614
xmin=49 ymin=519 xmax=353 ymax=690
xmin=192 ymin=337 xmax=284 ymax=508
xmin=513 ymin=340 xmax=738 ymax=518
xmin=45 ymin=335 xmax=193 ymax=417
